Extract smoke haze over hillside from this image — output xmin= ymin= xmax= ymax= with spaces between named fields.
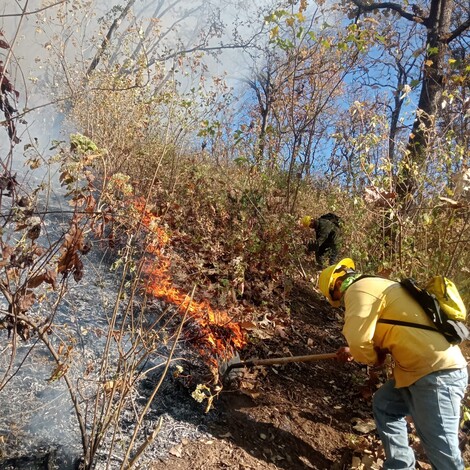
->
xmin=0 ymin=0 xmax=276 ymax=157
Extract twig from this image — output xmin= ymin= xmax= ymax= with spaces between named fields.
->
xmin=125 ymin=416 xmax=163 ymax=469
xmin=120 ymin=286 xmax=194 ymax=469
xmin=0 ymin=1 xmax=67 ymax=18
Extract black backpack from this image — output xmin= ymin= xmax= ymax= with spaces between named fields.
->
xmin=319 ymin=213 xmax=342 ymax=227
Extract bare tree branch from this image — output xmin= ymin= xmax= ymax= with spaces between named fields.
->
xmin=348 ymin=0 xmax=417 ymax=22
xmin=146 ymin=34 xmax=263 ymax=68
xmin=0 ymin=0 xmax=67 ymax=18
xmin=87 ymin=0 xmax=138 ymax=76
xmin=446 ymin=16 xmax=470 ymax=42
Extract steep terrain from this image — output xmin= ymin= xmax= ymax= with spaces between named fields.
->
xmin=154 ymin=280 xmax=470 ymax=469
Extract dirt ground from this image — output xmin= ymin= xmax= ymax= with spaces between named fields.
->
xmin=154 ymin=279 xmax=470 ymax=470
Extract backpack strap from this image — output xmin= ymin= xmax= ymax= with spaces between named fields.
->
xmin=377 ymin=318 xmax=438 ymax=332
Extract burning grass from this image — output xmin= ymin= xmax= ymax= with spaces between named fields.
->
xmin=134 ymin=199 xmax=246 ymax=381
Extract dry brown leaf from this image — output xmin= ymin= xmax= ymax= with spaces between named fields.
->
xmin=27 ymin=269 xmax=57 ymax=289
xmin=352 ymin=418 xmax=376 ymax=434
xmin=103 ymin=379 xmax=123 ymax=394
xmin=168 ymin=445 xmax=183 ymax=457
xmin=238 ymin=321 xmax=257 ymax=330
xmin=275 ymin=325 xmax=288 ymax=338
xmin=249 ymin=328 xmax=274 ymax=340
xmin=47 ymin=362 xmax=69 ymax=382
xmin=18 ymin=290 xmax=36 ymax=312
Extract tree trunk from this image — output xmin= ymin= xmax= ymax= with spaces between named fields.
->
xmin=399 ymin=0 xmax=454 ymax=197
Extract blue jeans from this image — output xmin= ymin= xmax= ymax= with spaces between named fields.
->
xmin=372 ymin=368 xmax=468 ymax=469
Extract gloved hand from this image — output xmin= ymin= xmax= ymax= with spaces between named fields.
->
xmin=336 ymin=346 xmax=353 ymax=363
xmin=374 ymin=346 xmax=390 ymax=366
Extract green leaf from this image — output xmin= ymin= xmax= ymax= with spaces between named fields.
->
xmin=264 ymin=13 xmax=276 ymax=23
xmin=70 ymin=133 xmax=98 ymax=154
xmin=296 ymin=27 xmax=304 ymax=39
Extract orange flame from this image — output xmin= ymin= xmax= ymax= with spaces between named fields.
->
xmin=134 ymin=199 xmax=246 ymax=364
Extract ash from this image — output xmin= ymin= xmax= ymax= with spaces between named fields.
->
xmin=0 ymin=312 xmax=220 ymax=469
xmin=0 ymin=230 xmax=220 ymax=469
xmin=0 ymin=243 xmax=121 ymax=469
xmin=93 ymin=360 xmax=220 ymax=469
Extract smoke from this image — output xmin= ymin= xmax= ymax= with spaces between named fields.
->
xmin=0 ymin=1 xmax=277 ymax=466
xmin=0 ymin=0 xmax=276 ymax=136
xmin=0 ymin=263 xmax=129 ymax=468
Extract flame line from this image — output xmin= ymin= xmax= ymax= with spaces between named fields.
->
xmin=133 ymin=199 xmax=246 ymax=360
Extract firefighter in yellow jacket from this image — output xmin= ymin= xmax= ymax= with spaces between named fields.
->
xmin=318 ymin=258 xmax=468 ymax=470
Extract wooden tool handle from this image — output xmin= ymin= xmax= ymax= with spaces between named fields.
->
xmin=222 ymin=352 xmax=338 ymax=379
xmin=245 ymin=352 xmax=337 ymax=367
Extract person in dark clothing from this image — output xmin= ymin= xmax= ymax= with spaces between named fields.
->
xmin=303 ymin=213 xmax=342 ymax=267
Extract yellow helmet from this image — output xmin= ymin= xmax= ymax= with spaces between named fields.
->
xmin=300 ymin=215 xmax=312 ymax=228
xmin=318 ymin=258 xmax=356 ymax=307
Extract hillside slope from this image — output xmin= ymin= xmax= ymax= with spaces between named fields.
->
xmin=154 ymin=280 xmax=470 ymax=469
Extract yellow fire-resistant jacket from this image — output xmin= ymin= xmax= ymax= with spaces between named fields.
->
xmin=342 ymin=276 xmax=467 ymax=388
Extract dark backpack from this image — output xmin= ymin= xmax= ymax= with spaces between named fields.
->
xmin=377 ymin=277 xmax=469 ymax=345
xmin=319 ymin=213 xmax=342 ymax=227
